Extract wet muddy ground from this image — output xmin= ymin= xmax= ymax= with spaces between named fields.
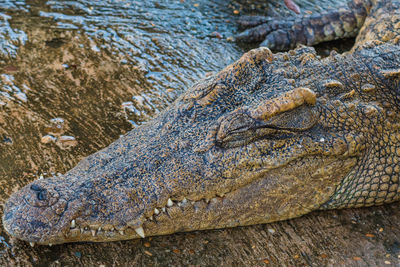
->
xmin=1 ymin=0 xmax=400 ymax=266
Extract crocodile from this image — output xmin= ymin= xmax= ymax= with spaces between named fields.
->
xmin=3 ymin=0 xmax=400 ymax=246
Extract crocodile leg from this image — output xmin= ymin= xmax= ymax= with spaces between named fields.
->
xmin=236 ymin=0 xmax=373 ymax=50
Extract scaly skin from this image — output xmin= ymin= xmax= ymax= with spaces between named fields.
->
xmin=3 ymin=0 xmax=400 ymax=245
xmin=237 ymin=0 xmax=373 ymax=50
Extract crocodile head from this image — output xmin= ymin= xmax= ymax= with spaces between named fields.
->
xmin=4 ymin=45 xmax=400 ymax=245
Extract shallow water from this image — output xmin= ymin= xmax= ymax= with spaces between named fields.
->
xmin=0 ymin=0 xmax=348 ymax=265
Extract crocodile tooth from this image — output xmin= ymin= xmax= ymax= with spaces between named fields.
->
xmin=29 ymin=242 xmax=35 ymax=247
xmin=154 ymin=208 xmax=159 ymax=215
xmin=49 ymin=243 xmax=52 ymax=247
xmin=119 ymin=230 xmax=124 ymax=235
xmin=91 ymin=229 xmax=96 ymax=237
xmin=162 ymin=207 xmax=166 ymax=212
xmin=149 ymin=216 xmax=153 ymax=221
xmin=80 ymin=228 xmax=84 ymax=233
xmin=98 ymin=227 xmax=102 ymax=231
xmin=182 ymin=198 xmax=187 ymax=204
xmin=134 ymin=226 xmax=145 ymax=238
xmin=110 ymin=227 xmax=115 ymax=231
xmin=167 ymin=198 xmax=173 ymax=207
xmin=70 ymin=220 xmax=76 ymax=228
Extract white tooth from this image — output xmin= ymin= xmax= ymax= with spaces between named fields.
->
xmin=29 ymin=242 xmax=35 ymax=247
xmin=149 ymin=216 xmax=153 ymax=221
xmin=154 ymin=208 xmax=159 ymax=215
xmin=70 ymin=220 xmax=76 ymax=228
xmin=110 ymin=227 xmax=115 ymax=231
xmin=167 ymin=198 xmax=173 ymax=207
xmin=162 ymin=207 xmax=166 ymax=212
xmin=49 ymin=243 xmax=52 ymax=247
xmin=39 ymin=175 xmax=44 ymax=180
xmin=191 ymin=201 xmax=195 ymax=205
xmin=134 ymin=226 xmax=145 ymax=238
xmin=119 ymin=230 xmax=125 ymax=235
xmin=98 ymin=227 xmax=102 ymax=231
xmin=91 ymin=230 xmax=96 ymax=237
xmin=80 ymin=228 xmax=84 ymax=233
xmin=182 ymin=198 xmax=187 ymax=204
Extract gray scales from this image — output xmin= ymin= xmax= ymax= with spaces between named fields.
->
xmin=3 ymin=0 xmax=400 ymax=250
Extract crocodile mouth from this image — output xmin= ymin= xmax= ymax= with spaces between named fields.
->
xmin=52 ymin=195 xmax=228 ymax=246
xmin=22 ymin=188 xmax=238 ymax=246
xmin=22 ymin=153 xmax=355 ymax=246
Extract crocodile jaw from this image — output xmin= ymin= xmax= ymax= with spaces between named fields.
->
xmin=3 ymin=156 xmax=356 ymax=246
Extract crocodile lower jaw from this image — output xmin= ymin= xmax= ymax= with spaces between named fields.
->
xmin=29 ymin=195 xmax=227 ymax=246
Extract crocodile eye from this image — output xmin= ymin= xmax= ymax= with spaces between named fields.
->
xmin=263 ymin=105 xmax=317 ymax=131
xmin=216 ymin=87 xmax=318 ymax=148
xmin=216 ymin=105 xmax=317 ymax=148
xmin=216 ymin=110 xmax=279 ymax=148
xmin=216 ymin=111 xmax=256 ymax=142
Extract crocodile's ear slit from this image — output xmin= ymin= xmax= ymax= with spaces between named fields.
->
xmin=250 ymin=87 xmax=317 ymax=121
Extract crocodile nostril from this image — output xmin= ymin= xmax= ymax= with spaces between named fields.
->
xmin=30 ymin=184 xmax=48 ymax=201
xmin=37 ymin=191 xmax=47 ymax=201
xmin=25 ymin=182 xmax=60 ymax=207
xmin=30 ymin=184 xmax=43 ymax=191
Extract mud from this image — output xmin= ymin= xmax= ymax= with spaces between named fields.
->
xmin=2 ymin=0 xmax=397 ymax=266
